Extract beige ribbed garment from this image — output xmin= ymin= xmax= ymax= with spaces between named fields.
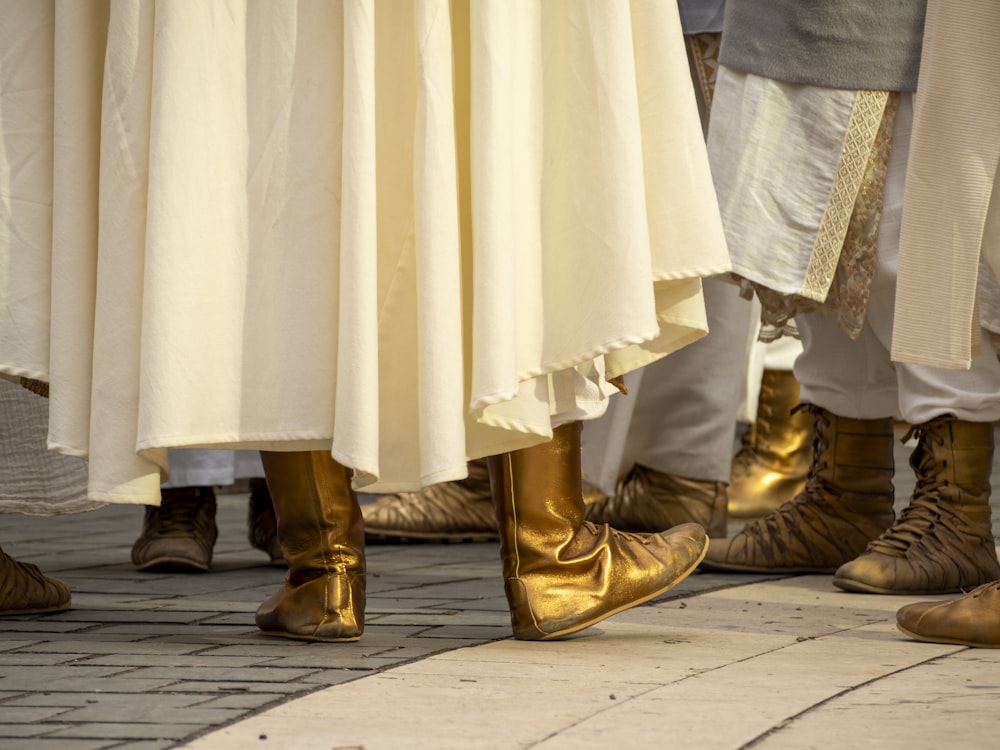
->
xmin=893 ymin=1 xmax=1000 ymax=369
xmin=0 ymin=1 xmax=729 ymax=505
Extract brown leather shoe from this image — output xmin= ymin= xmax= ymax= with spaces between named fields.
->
xmin=703 ymin=407 xmax=895 ymax=573
xmin=585 ymin=465 xmax=727 ymax=538
xmin=362 ymin=459 xmax=497 ymax=543
xmin=896 ymin=581 xmax=1000 ymax=648
xmin=247 ymin=478 xmax=284 ymax=564
xmin=131 ymin=487 xmax=218 ymax=572
xmin=0 ymin=546 xmax=71 ymax=615
xmin=834 ymin=417 xmax=1000 ymax=595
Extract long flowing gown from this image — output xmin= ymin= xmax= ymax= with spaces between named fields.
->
xmin=0 ymin=0 xmax=730 ymax=505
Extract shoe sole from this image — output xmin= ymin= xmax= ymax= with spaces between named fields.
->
xmin=895 ymin=622 xmax=1000 ymax=648
xmin=364 ymin=530 xmax=498 ymax=544
xmin=258 ymin=629 xmax=361 ymax=643
xmin=833 ymin=576 xmax=965 ymax=596
xmin=134 ymin=556 xmax=210 ymax=573
xmin=699 ymin=559 xmax=837 ymax=575
xmin=527 ymin=538 xmax=711 ymax=641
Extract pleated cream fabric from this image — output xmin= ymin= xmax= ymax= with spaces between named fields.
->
xmin=0 ymin=0 xmax=729 ymax=505
xmin=893 ymin=1 xmax=1000 ymax=369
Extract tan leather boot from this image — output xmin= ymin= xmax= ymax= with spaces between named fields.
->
xmin=256 ymin=451 xmax=365 ymax=642
xmin=488 ymin=422 xmax=709 ymax=641
xmin=131 ymin=487 xmax=218 ymax=572
xmin=702 ymin=407 xmax=895 ymax=572
xmin=0 ymin=546 xmax=71 ymax=615
xmin=834 ymin=417 xmax=1000 ymax=595
xmin=729 ymin=370 xmax=813 ymax=518
xmin=247 ymin=478 xmax=284 ymax=565
xmin=896 ymin=580 xmax=1000 ymax=648
xmin=584 ymin=465 xmax=728 ymax=538
xmin=362 ymin=459 xmax=497 ymax=543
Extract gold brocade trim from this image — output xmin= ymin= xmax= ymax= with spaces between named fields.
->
xmin=20 ymin=377 xmax=49 ymax=398
xmin=686 ymin=33 xmax=721 ymax=123
xmin=754 ymin=90 xmax=895 ymax=343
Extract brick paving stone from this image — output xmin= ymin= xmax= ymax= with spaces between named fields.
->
xmin=1 ymin=739 xmax=118 ymax=750
xmin=45 ymin=722 xmax=198 ymax=741
xmin=81 ymin=655 xmax=280 ymax=669
xmin=0 ymin=705 xmax=78 ymax=724
xmin=155 ymin=682 xmax=307 ymax=694
xmin=0 ymin=653 xmax=91 ymax=665
xmin=197 ymin=693 xmax=288 ymax=710
xmin=108 ymin=666 xmax=319 ymax=683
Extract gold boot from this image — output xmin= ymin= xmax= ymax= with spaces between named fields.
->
xmin=834 ymin=417 xmax=1000 ymax=595
xmin=256 ymin=451 xmax=365 ymax=642
xmin=0 ymin=546 xmax=71 ymax=615
xmin=729 ymin=370 xmax=813 ymax=518
xmin=896 ymin=581 xmax=1000 ymax=648
xmin=585 ymin=465 xmax=728 ymax=538
xmin=362 ymin=459 xmax=497 ymax=543
xmin=703 ymin=407 xmax=895 ymax=572
xmin=488 ymin=422 xmax=709 ymax=641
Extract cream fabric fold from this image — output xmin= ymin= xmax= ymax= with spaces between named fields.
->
xmin=0 ymin=0 xmax=729 ymax=504
xmin=893 ymin=1 xmax=1000 ymax=369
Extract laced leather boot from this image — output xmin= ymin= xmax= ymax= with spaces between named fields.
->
xmin=584 ymin=465 xmax=728 ymax=538
xmin=834 ymin=417 xmax=1000 ymax=595
xmin=896 ymin=580 xmax=1000 ymax=648
xmin=131 ymin=486 xmax=218 ymax=572
xmin=488 ymin=422 xmax=708 ymax=641
xmin=702 ymin=407 xmax=895 ymax=572
xmin=256 ymin=451 xmax=365 ymax=642
xmin=729 ymin=370 xmax=813 ymax=518
xmin=362 ymin=459 xmax=497 ymax=542
xmin=247 ymin=478 xmax=284 ymax=564
xmin=0 ymin=546 xmax=71 ymax=615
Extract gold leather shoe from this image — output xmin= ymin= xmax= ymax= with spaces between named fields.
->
xmin=489 ymin=422 xmax=708 ymax=641
xmin=704 ymin=407 xmax=895 ymax=573
xmin=0 ymin=546 xmax=71 ymax=615
xmin=256 ymin=451 xmax=365 ymax=642
xmin=585 ymin=465 xmax=727 ymax=538
xmin=362 ymin=459 xmax=497 ymax=543
xmin=896 ymin=581 xmax=1000 ymax=648
xmin=834 ymin=417 xmax=1000 ymax=595
xmin=729 ymin=370 xmax=812 ymax=518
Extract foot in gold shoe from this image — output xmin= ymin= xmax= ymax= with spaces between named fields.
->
xmin=0 ymin=546 xmax=71 ymax=615
xmin=702 ymin=408 xmax=895 ymax=573
xmin=585 ymin=464 xmax=727 ymax=538
xmin=729 ymin=371 xmax=813 ymax=518
xmin=896 ymin=581 xmax=1000 ymax=648
xmin=247 ymin=478 xmax=284 ymax=565
xmin=256 ymin=451 xmax=365 ymax=642
xmin=131 ymin=487 xmax=218 ymax=573
xmin=834 ymin=417 xmax=1000 ymax=595
xmin=362 ymin=459 xmax=497 ymax=543
xmin=489 ymin=422 xmax=709 ymax=641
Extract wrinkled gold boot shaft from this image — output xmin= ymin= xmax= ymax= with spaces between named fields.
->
xmin=256 ymin=451 xmax=365 ymax=642
xmin=488 ymin=422 xmax=709 ymax=641
xmin=729 ymin=370 xmax=813 ymax=518
xmin=834 ymin=417 xmax=1000 ymax=594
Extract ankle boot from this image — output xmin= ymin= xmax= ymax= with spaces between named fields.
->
xmin=0 ymin=546 xmax=71 ymax=615
xmin=362 ymin=458 xmax=497 ymax=543
xmin=247 ymin=478 xmax=284 ymax=564
xmin=702 ymin=407 xmax=895 ymax=572
xmin=585 ymin=465 xmax=728 ymax=538
xmin=488 ymin=422 xmax=709 ymax=641
xmin=834 ymin=417 xmax=1000 ymax=595
xmin=256 ymin=451 xmax=365 ymax=642
xmin=131 ymin=486 xmax=218 ymax=572
xmin=729 ymin=370 xmax=813 ymax=518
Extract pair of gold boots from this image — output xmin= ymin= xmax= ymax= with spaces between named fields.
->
xmin=256 ymin=422 xmax=708 ymax=642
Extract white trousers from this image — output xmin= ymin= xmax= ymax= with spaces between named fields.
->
xmin=163 ymin=450 xmax=264 ymax=490
xmin=796 ymin=95 xmax=1000 ymax=424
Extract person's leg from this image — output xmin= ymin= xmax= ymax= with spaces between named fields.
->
xmin=582 ymin=275 xmax=751 ymax=538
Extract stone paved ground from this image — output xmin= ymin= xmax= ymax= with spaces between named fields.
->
xmin=0 ymin=429 xmax=998 ymax=749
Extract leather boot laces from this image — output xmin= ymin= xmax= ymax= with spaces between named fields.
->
xmin=151 ymin=494 xmax=211 ymax=538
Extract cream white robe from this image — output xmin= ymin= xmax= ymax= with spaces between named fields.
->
xmin=0 ymin=0 xmax=729 ymax=505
